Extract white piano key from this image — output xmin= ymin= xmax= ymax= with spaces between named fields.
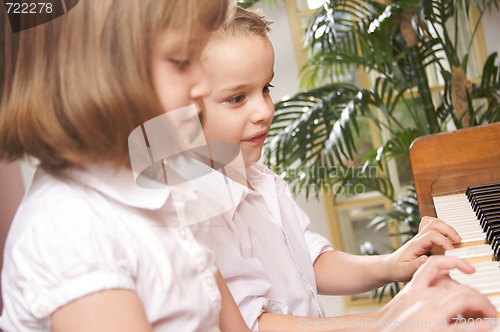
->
xmin=471 ymin=283 xmax=500 ymax=295
xmin=453 ymin=272 xmax=500 ymax=284
xmin=488 ymin=295 xmax=500 ymax=311
xmin=445 ymin=244 xmax=493 ymax=259
xmin=433 ymin=193 xmax=491 ymax=243
xmin=450 ymin=261 xmax=500 ymax=279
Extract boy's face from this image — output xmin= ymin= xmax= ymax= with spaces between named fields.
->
xmin=201 ymin=35 xmax=275 ymax=168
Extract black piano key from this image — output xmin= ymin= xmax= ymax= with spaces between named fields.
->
xmin=495 ymin=246 xmax=500 ymax=261
xmin=472 ymin=197 xmax=500 ymax=211
xmin=478 ymin=208 xmax=500 ymax=222
xmin=482 ymin=217 xmax=500 ymax=230
xmin=473 ymin=198 xmax=500 ymax=213
xmin=494 ymin=242 xmax=500 ymax=261
xmin=485 ymin=220 xmax=500 ymax=234
xmin=481 ymin=211 xmax=500 ymax=228
xmin=476 ymin=204 xmax=500 ymax=219
xmin=481 ymin=215 xmax=500 ymax=229
xmin=473 ymin=193 xmax=500 ymax=202
xmin=471 ymin=190 xmax=500 ymax=202
xmin=492 ymin=238 xmax=500 ymax=254
xmin=493 ymin=241 xmax=500 ymax=255
xmin=467 ymin=184 xmax=500 ymax=200
xmin=487 ymin=225 xmax=500 ymax=243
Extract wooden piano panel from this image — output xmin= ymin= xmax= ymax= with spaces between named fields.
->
xmin=410 ymin=122 xmax=500 ymax=218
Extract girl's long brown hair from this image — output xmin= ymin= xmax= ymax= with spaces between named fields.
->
xmin=0 ymin=0 xmax=230 ymax=173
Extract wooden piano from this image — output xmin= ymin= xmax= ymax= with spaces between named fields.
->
xmin=410 ymin=121 xmax=500 ymax=317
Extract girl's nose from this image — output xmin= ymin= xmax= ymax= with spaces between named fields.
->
xmin=190 ymin=62 xmax=212 ymax=101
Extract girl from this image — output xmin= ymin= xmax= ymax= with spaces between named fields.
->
xmin=0 ymin=2 xmax=493 ymax=332
xmin=0 ymin=1 xmax=232 ymax=331
xmin=200 ymin=7 xmax=478 ymax=331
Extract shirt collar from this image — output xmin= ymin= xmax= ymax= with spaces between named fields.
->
xmin=225 ymin=163 xmax=280 ymax=221
xmin=65 ymin=165 xmax=170 ymax=210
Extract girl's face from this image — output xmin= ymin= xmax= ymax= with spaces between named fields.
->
xmin=201 ymin=35 xmax=275 ymax=168
xmin=152 ymin=25 xmax=212 ymax=113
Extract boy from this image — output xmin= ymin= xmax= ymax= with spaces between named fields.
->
xmin=201 ymin=7 xmax=467 ymax=331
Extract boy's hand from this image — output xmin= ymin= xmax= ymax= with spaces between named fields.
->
xmin=383 ymin=216 xmax=462 ymax=282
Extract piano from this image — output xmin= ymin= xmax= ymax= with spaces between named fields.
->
xmin=409 ymin=122 xmax=500 ymax=318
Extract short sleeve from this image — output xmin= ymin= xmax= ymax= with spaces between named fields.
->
xmin=303 ymin=230 xmax=334 ymax=264
xmin=280 ymin=177 xmax=334 ymax=263
xmin=4 ymin=202 xmax=138 ymax=325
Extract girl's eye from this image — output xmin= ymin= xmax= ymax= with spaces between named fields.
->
xmin=227 ymin=94 xmax=245 ymax=104
xmin=170 ymin=59 xmax=190 ymax=70
xmin=263 ymin=84 xmax=274 ymax=94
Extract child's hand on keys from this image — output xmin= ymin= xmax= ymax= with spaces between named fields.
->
xmin=378 ymin=256 xmax=496 ymax=332
xmin=382 ymin=216 xmax=462 ymax=282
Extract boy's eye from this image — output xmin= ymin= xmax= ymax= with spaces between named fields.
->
xmin=170 ymin=59 xmax=190 ymax=70
xmin=263 ymin=84 xmax=274 ymax=94
xmin=227 ymin=94 xmax=245 ymax=104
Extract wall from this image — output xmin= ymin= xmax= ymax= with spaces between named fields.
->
xmin=482 ymin=7 xmax=500 ymax=57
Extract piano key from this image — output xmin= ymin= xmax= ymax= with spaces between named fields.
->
xmin=434 ymin=194 xmax=487 ymax=243
xmin=444 ymin=244 xmax=493 ymax=262
xmin=450 ymin=261 xmax=500 ymax=277
xmin=487 ymin=295 xmax=500 ymax=310
xmin=436 ymin=186 xmax=500 ymax=320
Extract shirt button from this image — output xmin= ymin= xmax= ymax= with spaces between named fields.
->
xmin=205 ymin=274 xmax=216 ymax=288
xmin=176 ymin=228 xmax=189 ymax=241
xmin=210 ymin=326 xmax=221 ymax=332
xmin=34 ymin=303 xmax=51 ymax=318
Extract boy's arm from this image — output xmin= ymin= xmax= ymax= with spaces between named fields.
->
xmin=217 ymin=271 xmax=253 ymax=332
xmin=260 ymin=257 xmax=496 ymax=332
xmin=313 ymin=251 xmax=396 ymax=295
xmin=258 ymin=311 xmax=383 ymax=331
xmin=314 ymin=217 xmax=461 ymax=295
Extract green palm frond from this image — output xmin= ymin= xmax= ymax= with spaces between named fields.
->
xmin=302 ymin=0 xmax=407 ymax=88
xmin=368 ymin=188 xmax=420 ymax=237
xmin=265 ymin=83 xmax=372 ymax=169
xmin=364 ymin=127 xmax=423 ymax=169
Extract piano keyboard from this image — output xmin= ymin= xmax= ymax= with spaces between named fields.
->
xmin=433 ymin=184 xmax=500 ymax=320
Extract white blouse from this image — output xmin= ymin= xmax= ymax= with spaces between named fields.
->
xmin=208 ymin=163 xmax=333 ymax=330
xmin=0 ymin=165 xmax=221 ymax=332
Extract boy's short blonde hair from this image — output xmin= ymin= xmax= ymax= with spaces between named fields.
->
xmin=210 ymin=6 xmax=272 ymax=42
xmin=0 ymin=0 xmax=230 ymax=173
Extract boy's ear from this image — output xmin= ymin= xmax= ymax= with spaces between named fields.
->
xmin=3 ymin=0 xmax=80 ymax=33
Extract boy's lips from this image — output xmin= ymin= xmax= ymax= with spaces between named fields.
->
xmin=242 ymin=127 xmax=270 ymax=143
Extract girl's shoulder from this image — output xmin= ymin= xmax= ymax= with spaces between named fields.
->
xmin=11 ymin=167 xmax=123 ymax=237
xmin=1 ymin=166 xmax=169 ymax=329
xmin=5 ymin=167 xmax=144 ymax=268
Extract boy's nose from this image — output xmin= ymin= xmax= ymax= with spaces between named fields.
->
xmin=252 ymin=98 xmax=274 ymax=124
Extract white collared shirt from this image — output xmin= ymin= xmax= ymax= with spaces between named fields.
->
xmin=208 ymin=163 xmax=333 ymax=330
xmin=0 ymin=165 xmax=221 ymax=332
